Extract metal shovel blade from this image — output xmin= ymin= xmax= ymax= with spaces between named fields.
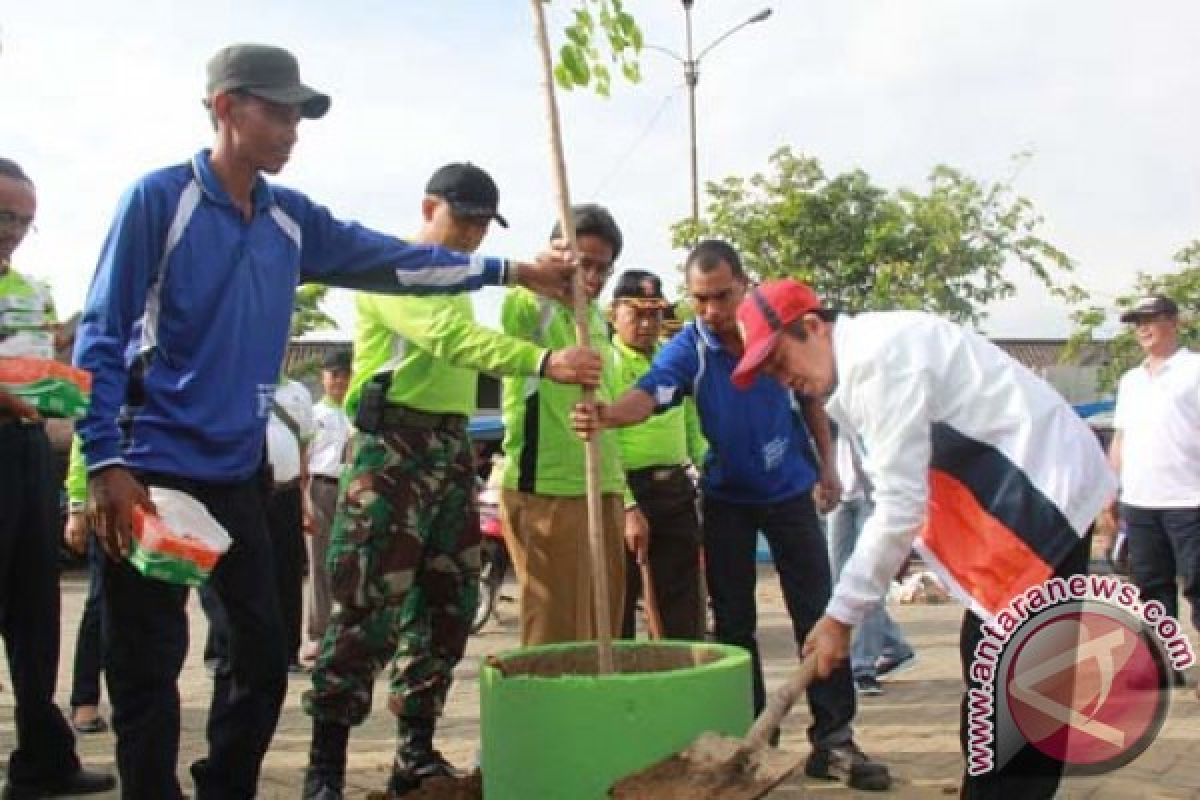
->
xmin=610 ymin=657 xmax=818 ymax=799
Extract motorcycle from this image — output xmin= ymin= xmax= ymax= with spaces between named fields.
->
xmin=472 ymin=484 xmax=510 ymax=633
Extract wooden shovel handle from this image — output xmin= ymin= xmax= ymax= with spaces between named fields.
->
xmin=637 ymin=553 xmax=665 ymax=640
xmin=529 ymin=0 xmax=613 ymax=673
xmin=744 ymin=656 xmax=819 ymax=749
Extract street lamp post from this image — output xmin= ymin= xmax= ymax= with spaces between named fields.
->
xmin=657 ymin=2 xmax=773 ymax=229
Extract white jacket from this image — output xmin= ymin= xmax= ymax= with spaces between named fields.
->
xmin=825 ymin=312 xmax=1115 ymax=624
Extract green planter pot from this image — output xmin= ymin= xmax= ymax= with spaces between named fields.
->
xmin=481 ymin=640 xmax=752 ymax=800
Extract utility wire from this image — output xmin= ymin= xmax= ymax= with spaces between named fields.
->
xmin=590 ymin=86 xmax=683 ymax=197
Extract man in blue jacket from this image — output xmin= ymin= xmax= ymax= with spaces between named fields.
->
xmin=572 ymin=240 xmax=891 ymax=792
xmin=74 ymin=43 xmax=573 ymax=800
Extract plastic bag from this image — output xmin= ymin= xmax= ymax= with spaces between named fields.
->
xmin=0 ymin=356 xmax=92 ymax=418
xmin=129 ymin=488 xmax=233 ymax=587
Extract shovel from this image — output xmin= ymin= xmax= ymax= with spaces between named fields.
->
xmin=610 ymin=656 xmax=818 ymax=800
xmin=637 ymin=551 xmax=665 ymax=640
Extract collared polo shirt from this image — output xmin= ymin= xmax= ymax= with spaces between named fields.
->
xmin=74 ymin=149 xmax=512 ymax=482
xmin=633 ymin=319 xmax=817 ymax=505
xmin=1114 ymin=348 xmax=1200 ymax=508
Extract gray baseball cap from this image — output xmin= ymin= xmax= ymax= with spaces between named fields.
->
xmin=206 ymin=43 xmax=331 ymax=119
xmin=1119 ymin=293 xmax=1179 ymax=323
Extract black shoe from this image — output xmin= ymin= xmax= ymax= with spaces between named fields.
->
xmin=301 ymin=767 xmax=344 ymax=800
xmin=854 ymin=674 xmax=884 ymax=696
xmin=2 ymin=767 xmax=117 ymax=799
xmin=69 ymin=713 xmax=109 ymax=735
xmin=805 ymin=741 xmax=892 ymax=791
xmin=386 ymin=746 xmax=458 ymax=796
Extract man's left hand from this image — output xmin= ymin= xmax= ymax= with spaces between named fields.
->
xmin=515 ymin=241 xmax=576 ymax=304
xmin=802 ymin=614 xmax=853 ymax=679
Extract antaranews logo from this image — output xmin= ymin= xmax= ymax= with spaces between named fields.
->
xmin=967 ymin=574 xmax=1195 ymax=776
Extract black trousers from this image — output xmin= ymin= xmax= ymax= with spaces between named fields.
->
xmin=269 ymin=485 xmax=305 ymax=665
xmin=103 ymin=472 xmax=287 ymax=800
xmin=702 ymin=492 xmax=856 ymax=749
xmin=958 ymin=532 xmax=1091 ymax=799
xmin=202 ymin=485 xmax=304 ymax=670
xmin=0 ymin=421 xmax=80 ymax=784
xmin=1121 ymin=503 xmax=1200 ymax=634
xmin=621 ymin=466 xmax=704 ymax=640
xmin=70 ymin=534 xmax=105 ymax=709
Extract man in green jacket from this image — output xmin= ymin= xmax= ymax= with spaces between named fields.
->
xmin=301 ymin=163 xmax=601 ymax=800
xmin=1 ymin=156 xmax=116 ymax=797
xmin=499 ymin=204 xmax=634 ymax=646
xmin=609 ymin=270 xmax=708 ymax=640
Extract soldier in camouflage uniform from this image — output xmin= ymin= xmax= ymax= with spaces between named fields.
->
xmin=301 ymin=164 xmax=602 ymax=800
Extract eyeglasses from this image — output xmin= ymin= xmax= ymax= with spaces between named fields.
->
xmin=579 ymin=255 xmax=614 ymax=278
xmin=0 ymin=210 xmax=36 ymax=234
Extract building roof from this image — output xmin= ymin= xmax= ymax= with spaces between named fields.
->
xmin=991 ymin=339 xmax=1109 ymax=370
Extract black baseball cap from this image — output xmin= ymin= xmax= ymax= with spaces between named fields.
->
xmin=612 ymin=270 xmax=667 ymax=306
xmin=206 ymin=44 xmax=331 ymax=119
xmin=1119 ymin=294 xmax=1179 ymax=323
xmin=322 ymin=349 xmax=352 ymax=371
xmin=425 ymin=163 xmax=508 ymax=228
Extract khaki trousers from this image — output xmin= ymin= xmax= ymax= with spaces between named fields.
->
xmin=500 ymin=490 xmax=625 ymax=646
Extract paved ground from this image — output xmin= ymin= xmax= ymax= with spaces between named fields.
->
xmin=3 ymin=565 xmax=1199 ymax=799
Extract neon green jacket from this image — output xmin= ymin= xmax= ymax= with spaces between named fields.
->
xmin=0 ymin=267 xmax=56 ymax=330
xmin=499 ymin=288 xmax=625 ymax=496
xmin=346 ymin=292 xmax=549 ymax=418
xmin=610 ymin=335 xmax=708 ymax=472
xmin=66 ymin=434 xmax=87 ymax=505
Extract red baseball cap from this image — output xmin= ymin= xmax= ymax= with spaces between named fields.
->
xmin=731 ymin=279 xmax=825 ymax=389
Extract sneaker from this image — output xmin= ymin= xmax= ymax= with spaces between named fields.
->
xmin=854 ymin=674 xmax=884 ymax=696
xmin=875 ymin=651 xmax=917 ymax=680
xmin=805 ymin=741 xmax=892 ymax=791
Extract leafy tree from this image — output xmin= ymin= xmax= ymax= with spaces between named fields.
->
xmin=290 ymin=284 xmax=336 ymax=338
xmin=672 ymin=147 xmax=1083 ymax=327
xmin=553 ymin=0 xmax=643 ymax=96
xmin=1066 ymin=241 xmax=1200 ymax=393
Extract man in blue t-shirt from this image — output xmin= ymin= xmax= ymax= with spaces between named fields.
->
xmin=572 ymin=240 xmax=890 ymax=792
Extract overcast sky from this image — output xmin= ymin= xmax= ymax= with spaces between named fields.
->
xmin=3 ymin=1 xmax=1198 ymax=339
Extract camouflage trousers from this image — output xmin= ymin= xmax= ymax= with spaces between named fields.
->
xmin=302 ymin=424 xmax=480 ymax=727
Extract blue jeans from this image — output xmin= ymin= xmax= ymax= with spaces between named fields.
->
xmin=827 ymin=495 xmax=913 ymax=678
